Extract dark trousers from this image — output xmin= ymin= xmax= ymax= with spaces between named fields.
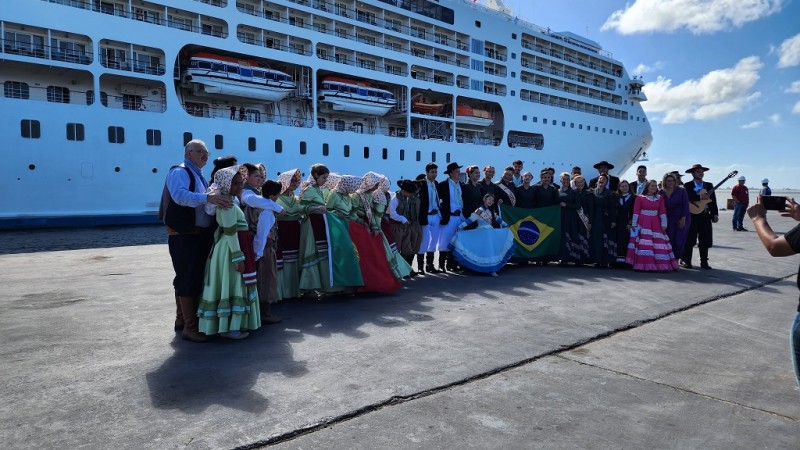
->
xmin=682 ymin=212 xmax=712 ymax=262
xmin=168 ymin=231 xmax=214 ymax=297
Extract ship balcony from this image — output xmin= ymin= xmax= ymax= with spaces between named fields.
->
xmin=628 ymin=90 xmax=647 ymax=102
xmin=1 ymin=37 xmax=92 ymax=65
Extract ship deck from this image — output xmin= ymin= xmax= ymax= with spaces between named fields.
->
xmin=1 ymin=208 xmax=798 ymax=449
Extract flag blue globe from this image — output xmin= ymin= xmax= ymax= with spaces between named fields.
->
xmin=517 ymin=220 xmax=541 ymax=245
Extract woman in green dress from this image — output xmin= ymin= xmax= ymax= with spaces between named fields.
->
xmin=197 ymin=166 xmax=261 ymax=339
xmin=275 ymin=168 xmax=304 ymax=300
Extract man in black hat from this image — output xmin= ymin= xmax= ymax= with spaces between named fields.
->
xmin=437 ymin=162 xmax=465 ymax=272
xmin=589 ymin=161 xmax=620 ymax=192
xmin=389 ymin=180 xmax=422 ymax=277
xmin=417 ymin=164 xmax=442 ymax=274
xmin=681 ymin=163 xmax=719 ymax=269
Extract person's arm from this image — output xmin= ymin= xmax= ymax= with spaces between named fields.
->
xmin=631 ymin=196 xmax=642 ymax=229
xmin=458 ymin=211 xmax=481 ymax=230
xmin=254 ymin=209 xmax=269 ymax=260
xmin=166 ymin=168 xmax=207 ymax=207
xmin=388 ymin=195 xmax=407 ymax=223
xmin=747 ymin=198 xmax=800 ymax=256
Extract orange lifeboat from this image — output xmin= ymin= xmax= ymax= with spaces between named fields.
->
xmin=455 ymin=104 xmax=494 ymax=127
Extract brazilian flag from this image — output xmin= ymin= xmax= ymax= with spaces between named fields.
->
xmin=500 ymin=205 xmax=561 ymax=258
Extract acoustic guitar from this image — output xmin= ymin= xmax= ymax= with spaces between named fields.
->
xmin=688 ymin=170 xmax=738 ymax=215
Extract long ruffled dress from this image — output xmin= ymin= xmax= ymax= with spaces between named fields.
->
xmin=561 ymin=189 xmax=593 ymax=264
xmin=449 ymin=207 xmax=516 ymax=273
xmin=298 ymin=185 xmax=347 ymax=294
xmin=198 ymin=204 xmax=261 ymax=335
xmin=625 ymin=195 xmax=679 ymax=271
xmin=275 ymin=193 xmax=304 ymax=300
xmin=351 ymin=193 xmax=403 ymax=292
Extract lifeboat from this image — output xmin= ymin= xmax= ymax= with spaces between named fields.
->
xmin=318 ymin=76 xmax=397 ymax=116
xmin=411 ymin=93 xmax=444 ymax=115
xmin=183 ymin=52 xmax=296 ymax=102
xmin=455 ymin=104 xmax=494 ymax=127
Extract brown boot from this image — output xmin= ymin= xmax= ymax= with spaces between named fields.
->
xmin=174 ymin=293 xmax=184 ymax=331
xmin=177 ymin=296 xmax=209 ymax=343
xmin=260 ymin=301 xmax=282 ymax=324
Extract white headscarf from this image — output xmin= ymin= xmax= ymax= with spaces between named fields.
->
xmin=278 ymin=168 xmax=300 ymax=195
xmin=204 ymin=165 xmax=239 ymax=215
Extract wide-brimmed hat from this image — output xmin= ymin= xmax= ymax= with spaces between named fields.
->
xmin=593 ymin=160 xmax=615 ymax=169
xmin=397 ymin=179 xmax=419 ymax=193
xmin=444 ymin=162 xmax=463 ymax=175
xmin=684 ymin=164 xmax=710 ymax=173
xmin=668 ymin=171 xmax=684 ymax=179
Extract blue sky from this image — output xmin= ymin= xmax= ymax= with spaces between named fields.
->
xmin=490 ymin=0 xmax=799 ymax=188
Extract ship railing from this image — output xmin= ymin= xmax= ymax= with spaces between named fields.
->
xmin=519 ymin=77 xmax=622 ymax=105
xmin=1 ymin=38 xmax=94 ymax=65
xmin=98 ymin=54 xmax=165 ymax=76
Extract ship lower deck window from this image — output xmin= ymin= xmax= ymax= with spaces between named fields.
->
xmin=431 ymin=151 xmax=436 ymax=162
xmin=415 ymin=150 xmax=421 ymax=162
xmin=108 ymin=126 xmax=125 ymax=144
xmin=323 ymin=143 xmax=329 ymax=156
xmin=21 ymin=120 xmax=41 ymax=139
xmin=248 ymin=137 xmax=256 ymax=152
xmin=86 ymin=90 xmax=94 ymax=105
xmin=532 ymin=117 xmax=538 ymax=123
xmin=399 ymin=149 xmax=405 ymax=161
xmin=543 ymin=119 xmax=547 ymax=124
xmin=382 ymin=148 xmax=387 ymax=160
xmin=300 ymin=142 xmax=307 ymax=155
xmin=67 ymin=123 xmax=85 ymax=141
xmin=47 ymin=86 xmax=70 ymax=104
xmin=363 ymin=146 xmax=369 ymax=158
xmin=215 ymin=134 xmax=223 ymax=150
xmin=4 ymin=81 xmax=30 ymax=99
xmin=344 ymin=145 xmax=350 ymax=157
xmin=146 ymin=129 xmax=161 ymax=146
xmin=123 ymin=94 xmax=143 ymax=111
xmin=183 ymin=132 xmax=193 ymax=146
xmin=275 ymin=139 xmax=282 ymax=153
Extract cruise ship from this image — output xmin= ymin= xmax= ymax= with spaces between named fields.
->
xmin=0 ymin=0 xmax=652 ymax=228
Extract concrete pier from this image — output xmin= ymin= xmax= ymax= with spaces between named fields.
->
xmin=1 ymin=209 xmax=798 ymax=449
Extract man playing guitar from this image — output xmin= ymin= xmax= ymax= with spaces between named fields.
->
xmin=682 ymin=164 xmax=719 ymax=269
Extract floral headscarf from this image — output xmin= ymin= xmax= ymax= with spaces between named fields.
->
xmin=204 ymin=165 xmax=239 ymax=215
xmin=278 ymin=168 xmax=300 ymax=194
xmin=337 ymin=175 xmax=363 ymax=194
xmin=374 ymin=175 xmax=390 ymax=206
xmin=323 ymin=173 xmax=342 ymax=191
xmin=298 ymin=174 xmax=317 ymax=198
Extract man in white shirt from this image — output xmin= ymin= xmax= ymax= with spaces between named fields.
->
xmin=417 ymin=163 xmax=442 ymax=273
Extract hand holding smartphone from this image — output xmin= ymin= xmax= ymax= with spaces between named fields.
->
xmin=761 ymin=195 xmax=787 ymax=211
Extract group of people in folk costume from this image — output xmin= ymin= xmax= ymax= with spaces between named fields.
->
xmin=164 ymin=139 xmax=721 ymax=343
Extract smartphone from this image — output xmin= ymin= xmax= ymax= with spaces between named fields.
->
xmin=761 ymin=195 xmax=787 ymax=211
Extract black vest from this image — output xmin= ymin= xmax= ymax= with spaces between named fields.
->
xmin=158 ymin=165 xmax=197 ymax=233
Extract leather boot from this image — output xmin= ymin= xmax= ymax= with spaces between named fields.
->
xmin=426 ymin=252 xmax=441 ymax=273
xmin=438 ymin=251 xmax=449 ymax=273
xmin=174 ymin=293 xmax=184 ymax=331
xmin=260 ymin=301 xmax=282 ymax=324
xmin=177 ymin=296 xmax=209 ymax=343
xmin=699 ymin=248 xmax=712 ymax=269
xmin=416 ymin=253 xmax=426 ymax=275
xmin=403 ymin=255 xmax=418 ymax=277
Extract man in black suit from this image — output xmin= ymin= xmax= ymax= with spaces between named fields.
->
xmin=629 ymin=165 xmax=648 ymax=196
xmin=461 ymin=165 xmax=484 ymax=230
xmin=681 ymin=163 xmax=719 ymax=269
xmin=589 ymin=160 xmax=620 ymax=192
xmin=417 ymin=163 xmax=442 ymax=274
xmin=437 ymin=162 xmax=465 ymax=272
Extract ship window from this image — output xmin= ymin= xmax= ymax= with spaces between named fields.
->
xmin=183 ymin=132 xmax=193 ymax=145
xmin=570 ymin=123 xmax=574 ymax=128
xmin=511 ymin=90 xmax=515 ymax=96
xmin=4 ymin=81 xmax=30 ymax=99
xmin=66 ymin=123 xmax=85 ymax=141
xmin=47 ymin=86 xmax=70 ymax=103
xmin=344 ymin=145 xmax=350 ymax=157
xmin=562 ymin=121 xmax=566 ymax=127
xmin=317 ymin=118 xmax=326 ymax=129
xmin=334 ymin=120 xmax=345 ymax=131
xmin=108 ymin=126 xmax=125 ymax=144
xmin=300 ymin=141 xmax=307 ymax=155
xmin=595 ymin=127 xmax=598 ymax=131
xmin=212 ymin=63 xmax=224 ymax=72
xmin=616 ymin=130 xmax=620 ymax=135
xmin=623 ymin=131 xmax=627 ymax=136
xmin=226 ymin=65 xmax=238 ymax=74
xmin=553 ymin=120 xmax=557 ymax=126
xmin=214 ymin=134 xmax=223 ymax=149
xmin=382 ymin=148 xmax=387 ymax=160
xmin=579 ymin=124 xmax=583 ymax=130
xmin=532 ymin=117 xmax=538 ymax=123
xmin=20 ymin=119 xmax=40 ymax=139
xmin=100 ymin=92 xmax=108 ymax=107
xmin=522 ymin=115 xmax=527 ymax=121
xmin=415 ymin=150 xmax=421 ymax=162
xmin=399 ymin=149 xmax=405 ymax=161
xmin=474 ymin=21 xmax=481 ymax=29
xmin=323 ymin=143 xmax=329 ymax=156
xmin=252 ymin=70 xmax=264 ymax=79
xmin=198 ymin=61 xmax=212 ymax=69
xmin=122 ymin=94 xmax=143 ymax=111
xmin=363 ymin=146 xmax=369 ymax=158
xmin=602 ymin=128 xmax=606 ymax=133
xmin=511 ymin=52 xmax=516 ymax=59
xmin=275 ymin=139 xmax=282 ymax=153
xmin=146 ymin=129 xmax=161 ymax=146
xmin=248 ymin=137 xmax=256 ymax=151
xmin=446 ymin=153 xmax=451 ymax=163
xmin=431 ymin=151 xmax=436 ymax=162
xmin=543 ymin=119 xmax=547 ymax=124
xmin=86 ymin=90 xmax=94 ymax=105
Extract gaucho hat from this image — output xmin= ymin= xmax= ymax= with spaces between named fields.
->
xmin=684 ymin=164 xmax=709 ymax=173
xmin=593 ymin=160 xmax=615 ymax=169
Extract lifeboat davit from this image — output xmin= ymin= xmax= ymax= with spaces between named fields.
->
xmin=183 ymin=52 xmax=296 ymax=102
xmin=456 ymin=104 xmax=494 ymax=127
xmin=318 ymin=76 xmax=397 ymax=116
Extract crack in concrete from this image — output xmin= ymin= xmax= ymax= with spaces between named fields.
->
xmin=556 ymin=354 xmax=800 ymax=424
xmin=232 ymin=275 xmax=795 ymax=450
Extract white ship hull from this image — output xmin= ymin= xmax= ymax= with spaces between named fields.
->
xmin=0 ymin=0 xmax=652 ymax=228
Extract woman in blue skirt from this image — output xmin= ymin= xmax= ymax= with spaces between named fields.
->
xmin=449 ymin=193 xmax=516 ymax=277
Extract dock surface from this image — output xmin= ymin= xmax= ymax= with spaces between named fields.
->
xmin=1 ymin=210 xmax=799 ymax=449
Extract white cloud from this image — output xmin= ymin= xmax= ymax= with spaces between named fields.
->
xmin=786 ymin=81 xmax=800 ymax=93
xmin=642 ymin=56 xmax=763 ymax=124
xmin=633 ymin=61 xmax=665 ymax=76
xmin=768 ymin=113 xmax=781 ymax=123
xmin=777 ymin=33 xmax=800 ymax=68
xmin=793 ymin=100 xmax=800 ymax=114
xmin=602 ymin=0 xmax=785 ymax=35
xmin=741 ymin=121 xmax=763 ymax=129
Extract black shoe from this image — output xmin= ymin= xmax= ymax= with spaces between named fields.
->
xmin=427 ymin=265 xmax=441 ymax=274
xmin=679 ymin=260 xmax=693 ymax=269
xmin=737 ymin=227 xmax=748 ymax=231
xmin=700 ymin=262 xmax=712 ymax=270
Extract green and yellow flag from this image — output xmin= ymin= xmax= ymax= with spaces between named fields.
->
xmin=500 ymin=204 xmax=561 ymax=258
